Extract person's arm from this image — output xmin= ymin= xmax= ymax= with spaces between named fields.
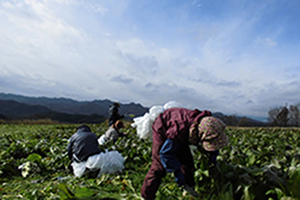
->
xmin=159 ymin=139 xmax=185 ymax=186
xmin=208 ymin=150 xmax=219 ymax=166
xmin=118 ymin=131 xmax=125 ymax=137
xmin=118 ymin=129 xmax=129 ymax=137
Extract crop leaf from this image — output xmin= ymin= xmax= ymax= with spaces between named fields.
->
xmin=74 ymin=187 xmax=96 ymax=198
xmin=243 ymin=185 xmax=255 ymax=200
xmin=290 ymin=168 xmax=300 ymax=198
xmin=57 ymin=183 xmax=75 ymax=199
xmin=27 ymin=153 xmax=42 ymax=162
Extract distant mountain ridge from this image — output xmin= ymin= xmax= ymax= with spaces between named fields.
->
xmin=0 ymin=93 xmax=148 ymax=123
xmin=0 ymin=99 xmax=52 ymax=117
xmin=0 ymin=93 xmax=266 ymax=126
xmin=0 ymin=93 xmax=148 ymax=116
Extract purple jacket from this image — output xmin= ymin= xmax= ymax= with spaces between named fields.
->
xmin=152 ymin=107 xmax=212 ymax=145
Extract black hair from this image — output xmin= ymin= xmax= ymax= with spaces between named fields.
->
xmin=77 ymin=124 xmax=91 ymax=132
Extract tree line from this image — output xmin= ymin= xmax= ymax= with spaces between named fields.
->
xmin=268 ymin=103 xmax=300 ymax=127
xmin=216 ymin=103 xmax=300 ymax=127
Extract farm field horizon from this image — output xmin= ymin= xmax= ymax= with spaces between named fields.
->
xmin=1 ymin=123 xmax=300 ymax=200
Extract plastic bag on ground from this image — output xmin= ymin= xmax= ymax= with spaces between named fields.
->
xmin=86 ymin=150 xmax=125 ymax=177
xmin=71 ymin=150 xmax=125 ymax=178
xmin=71 ymin=161 xmax=87 ymax=178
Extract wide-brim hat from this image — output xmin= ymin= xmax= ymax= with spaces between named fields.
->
xmin=198 ymin=116 xmax=229 ymax=151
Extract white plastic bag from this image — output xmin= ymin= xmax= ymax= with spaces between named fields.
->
xmin=131 ymin=114 xmax=152 ymax=139
xmin=131 ymin=106 xmax=163 ymax=140
xmin=98 ymin=134 xmax=106 ymax=145
xmin=71 ymin=161 xmax=87 ymax=178
xmin=163 ymin=101 xmax=184 ymax=110
xmin=131 ymin=101 xmax=185 ymax=140
xmin=86 ymin=150 xmax=125 ymax=177
xmin=71 ymin=150 xmax=125 ymax=178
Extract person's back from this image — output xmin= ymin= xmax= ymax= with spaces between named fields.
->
xmin=68 ymin=125 xmax=102 ymax=162
xmin=98 ymin=120 xmax=126 ymax=145
xmin=152 ymin=107 xmax=212 ymax=144
xmin=104 ymin=126 xmax=118 ymax=141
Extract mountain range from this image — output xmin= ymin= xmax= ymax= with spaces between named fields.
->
xmin=0 ymin=93 xmax=148 ymax=124
xmin=0 ymin=93 xmax=266 ymax=126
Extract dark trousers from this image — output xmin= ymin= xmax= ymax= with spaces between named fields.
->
xmin=141 ymin=131 xmax=195 ymax=200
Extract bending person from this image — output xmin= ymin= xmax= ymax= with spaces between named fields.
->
xmin=141 ymin=107 xmax=229 ymax=200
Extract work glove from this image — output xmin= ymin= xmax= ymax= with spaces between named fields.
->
xmin=183 ymin=184 xmax=200 ymax=197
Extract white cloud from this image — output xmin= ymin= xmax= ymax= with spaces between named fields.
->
xmin=1 ymin=0 xmax=300 ymax=119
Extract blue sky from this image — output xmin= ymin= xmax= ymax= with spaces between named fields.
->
xmin=0 ymin=0 xmax=300 ymax=119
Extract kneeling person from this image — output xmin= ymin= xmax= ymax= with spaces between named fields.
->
xmin=98 ymin=120 xmax=126 ymax=145
xmin=67 ymin=125 xmax=103 ymax=178
xmin=67 ymin=124 xmax=125 ymax=178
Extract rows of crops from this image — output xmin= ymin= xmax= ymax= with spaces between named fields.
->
xmin=0 ymin=123 xmax=300 ymax=199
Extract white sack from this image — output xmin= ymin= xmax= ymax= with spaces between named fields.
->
xmin=71 ymin=161 xmax=87 ymax=178
xmin=131 ymin=101 xmax=185 ymax=140
xmin=87 ymin=151 xmax=125 ymax=177
xmin=98 ymin=134 xmax=106 ymax=145
xmin=163 ymin=101 xmax=184 ymax=110
xmin=71 ymin=150 xmax=125 ymax=178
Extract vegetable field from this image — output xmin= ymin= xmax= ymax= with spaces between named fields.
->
xmin=1 ymin=123 xmax=300 ymax=200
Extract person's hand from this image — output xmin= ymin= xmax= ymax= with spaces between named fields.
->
xmin=183 ymin=184 xmax=200 ymax=197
